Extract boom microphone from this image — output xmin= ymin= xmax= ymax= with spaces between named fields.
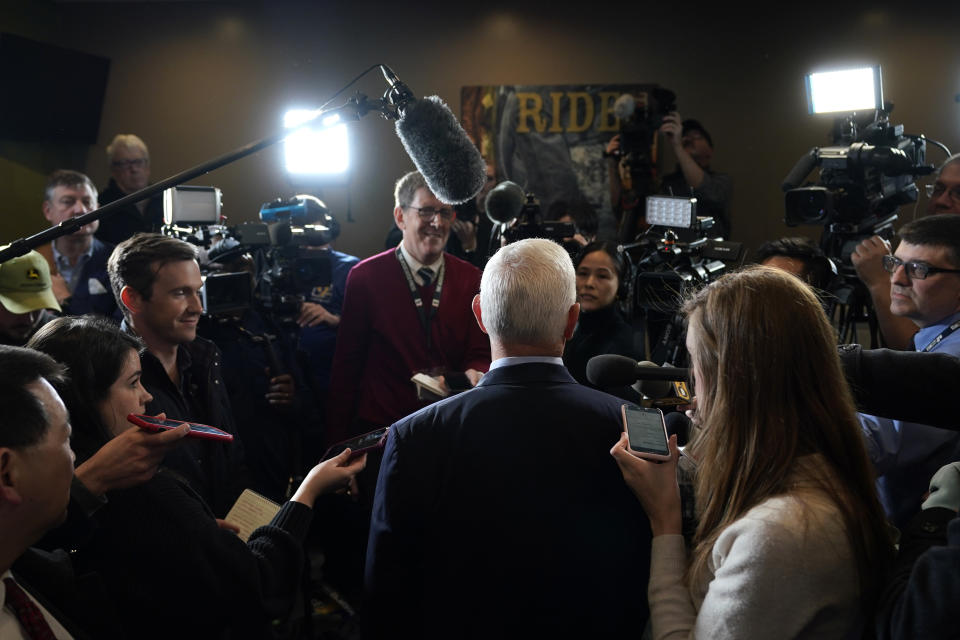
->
xmin=394 ymin=91 xmax=487 ymax=205
xmin=484 ymin=180 xmax=526 ymax=225
xmin=586 ymin=354 xmax=689 ymax=388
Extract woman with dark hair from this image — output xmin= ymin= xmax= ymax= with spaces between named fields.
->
xmin=610 ymin=266 xmax=895 ymax=639
xmin=563 ymin=241 xmax=639 ymax=390
xmin=27 ymin=315 xmax=365 ymax=639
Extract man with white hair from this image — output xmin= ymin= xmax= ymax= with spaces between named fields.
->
xmin=364 ymin=238 xmax=652 ymax=639
xmin=95 ymin=134 xmax=164 ymax=246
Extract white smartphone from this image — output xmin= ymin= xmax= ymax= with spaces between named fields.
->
xmin=621 ymin=404 xmax=671 ymax=461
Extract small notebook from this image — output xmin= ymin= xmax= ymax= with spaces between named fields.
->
xmin=224 ymin=488 xmax=281 ymax=542
xmin=411 ymin=372 xmax=448 ymax=401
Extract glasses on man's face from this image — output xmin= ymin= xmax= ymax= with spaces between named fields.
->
xmin=882 ymin=254 xmax=960 ymax=279
xmin=111 ymin=158 xmax=147 ymax=170
xmin=405 ymin=205 xmax=456 ymax=221
xmin=925 ymin=182 xmax=960 ymax=203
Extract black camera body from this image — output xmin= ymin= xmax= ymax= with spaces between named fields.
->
xmin=783 ymin=115 xmax=932 ymax=233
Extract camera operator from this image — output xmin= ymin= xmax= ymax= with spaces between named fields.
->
xmin=852 ymin=154 xmax=960 ymax=349
xmin=857 ymin=214 xmax=960 ymax=527
xmin=658 ymin=114 xmax=733 ymax=239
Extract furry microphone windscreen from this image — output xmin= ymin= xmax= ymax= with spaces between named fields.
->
xmin=395 ymin=95 xmax=487 ymax=205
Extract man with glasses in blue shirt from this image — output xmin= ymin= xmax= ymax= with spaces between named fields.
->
xmin=853 ymin=155 xmax=960 ymax=350
xmin=95 ymin=134 xmax=164 ymax=246
xmin=860 ymin=213 xmax=960 ymax=526
xmin=326 ymin=171 xmax=491 ymax=445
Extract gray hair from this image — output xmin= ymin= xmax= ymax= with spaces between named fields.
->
xmin=106 ymin=134 xmax=149 ymax=162
xmin=936 ymin=153 xmax=960 ymax=178
xmin=480 ymin=238 xmax=576 ymax=346
xmin=394 ymin=170 xmax=429 ymax=209
xmin=43 ymin=169 xmax=98 ymax=203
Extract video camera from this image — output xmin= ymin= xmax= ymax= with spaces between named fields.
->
xmin=606 ymin=87 xmax=677 ymax=175
xmin=484 ymin=181 xmax=576 ymax=247
xmin=781 ymin=67 xmax=935 ymax=260
xmin=161 ymin=188 xmax=337 ymax=322
xmin=622 ymin=196 xmax=742 ymax=316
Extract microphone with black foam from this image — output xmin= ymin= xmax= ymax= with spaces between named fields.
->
xmin=586 ymin=354 xmax=689 ymax=388
xmin=386 ymin=65 xmax=487 ymax=205
xmin=484 ymin=180 xmax=527 ymax=225
xmin=631 ymin=361 xmax=693 ymax=407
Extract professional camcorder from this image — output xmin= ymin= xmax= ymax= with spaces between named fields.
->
xmin=162 ymin=188 xmax=337 ymax=322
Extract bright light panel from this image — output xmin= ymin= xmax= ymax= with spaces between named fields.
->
xmin=646 ymin=196 xmax=696 ymax=228
xmin=284 ymin=109 xmax=349 ymax=174
xmin=806 ymin=67 xmax=881 ymax=114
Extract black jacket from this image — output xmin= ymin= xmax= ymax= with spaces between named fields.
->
xmin=94 ymin=178 xmax=164 ymax=246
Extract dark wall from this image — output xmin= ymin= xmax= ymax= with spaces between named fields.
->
xmin=2 ymin=1 xmax=958 ymax=262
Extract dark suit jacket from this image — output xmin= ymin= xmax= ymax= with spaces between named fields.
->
xmin=12 ymin=547 xmax=123 ymax=639
xmin=37 ymin=238 xmax=119 ymax=318
xmin=365 ymin=362 xmax=652 ymax=639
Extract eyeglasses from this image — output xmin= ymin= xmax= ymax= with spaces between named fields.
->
xmin=405 ymin=205 xmax=457 ymax=221
xmin=111 ymin=158 xmax=147 ymax=170
xmin=925 ymin=182 xmax=960 ymax=203
xmin=882 ymin=254 xmax=960 ymax=279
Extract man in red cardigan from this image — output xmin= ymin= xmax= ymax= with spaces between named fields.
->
xmin=326 ymin=171 xmax=491 ymax=444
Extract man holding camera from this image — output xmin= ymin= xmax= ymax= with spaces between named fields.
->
xmin=326 ymin=171 xmax=490 ymax=445
xmin=853 ymin=154 xmax=960 ymax=349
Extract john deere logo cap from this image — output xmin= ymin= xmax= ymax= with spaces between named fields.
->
xmin=0 ymin=247 xmax=61 ymax=314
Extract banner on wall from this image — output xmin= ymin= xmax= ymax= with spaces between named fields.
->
xmin=460 ymin=83 xmax=671 ymax=235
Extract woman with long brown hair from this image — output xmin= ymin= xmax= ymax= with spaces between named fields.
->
xmin=611 ymin=266 xmax=894 ymax=639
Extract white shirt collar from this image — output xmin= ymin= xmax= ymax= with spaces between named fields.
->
xmin=488 ymin=356 xmax=564 ymax=370
xmin=398 ymin=242 xmax=444 ymax=285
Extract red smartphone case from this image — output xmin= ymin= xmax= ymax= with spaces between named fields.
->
xmin=127 ymin=414 xmax=234 ymax=442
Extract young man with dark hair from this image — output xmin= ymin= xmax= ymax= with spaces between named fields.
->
xmin=756 ymin=236 xmax=836 ymax=291
xmin=108 ymin=232 xmax=246 ymax=517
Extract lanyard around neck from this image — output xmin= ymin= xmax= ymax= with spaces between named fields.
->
xmin=395 ymin=246 xmax=445 ymax=349
xmin=919 ymin=317 xmax=960 ymax=353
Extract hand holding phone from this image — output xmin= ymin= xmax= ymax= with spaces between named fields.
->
xmin=127 ymin=414 xmax=234 ymax=442
xmin=322 ymin=427 xmax=389 ymax=461
xmin=621 ymin=404 xmax=671 ymax=461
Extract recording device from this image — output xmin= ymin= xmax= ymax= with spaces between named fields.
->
xmin=586 ymin=354 xmax=689 ymax=388
xmin=632 ymin=361 xmax=692 ymax=406
xmin=781 ymin=66 xmax=936 ymax=258
xmin=322 ymin=427 xmax=390 ymax=461
xmin=621 ymin=404 xmax=671 ymax=461
xmin=387 ymin=66 xmax=487 ymax=204
xmin=127 ymin=414 xmax=234 ymax=442
xmin=484 ymin=181 xmax=575 ymax=245
xmin=606 ymin=88 xmax=677 ymax=174
xmin=165 ymin=192 xmax=336 ymax=324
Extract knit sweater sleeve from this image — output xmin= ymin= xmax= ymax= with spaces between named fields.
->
xmin=649 ymin=496 xmax=860 ymax=640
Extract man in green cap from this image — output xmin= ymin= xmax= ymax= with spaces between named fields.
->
xmin=0 ymin=249 xmax=60 ymax=345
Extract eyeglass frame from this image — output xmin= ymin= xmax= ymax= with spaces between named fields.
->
xmin=925 ymin=182 xmax=960 ymax=202
xmin=111 ymin=158 xmax=148 ymax=170
xmin=404 ymin=205 xmax=457 ymax=221
xmin=881 ymin=254 xmax=960 ymax=280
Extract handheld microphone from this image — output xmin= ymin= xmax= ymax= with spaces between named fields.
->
xmin=484 ymin=180 xmax=527 ymax=225
xmin=586 ymin=354 xmax=689 ymax=388
xmin=385 ymin=65 xmax=486 ymax=205
xmin=633 ymin=361 xmax=692 ymax=406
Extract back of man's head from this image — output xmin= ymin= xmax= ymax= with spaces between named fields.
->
xmin=107 ymin=233 xmax=197 ymax=322
xmin=0 ymin=346 xmax=67 ymax=449
xmin=899 ymin=214 xmax=960 ymax=266
xmin=480 ymin=238 xmax=575 ymax=347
